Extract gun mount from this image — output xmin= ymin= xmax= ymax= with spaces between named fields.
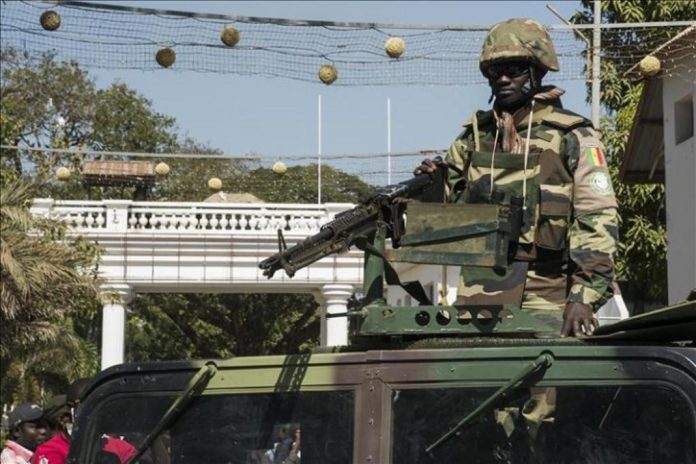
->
xmin=259 ymin=165 xmax=556 ymax=341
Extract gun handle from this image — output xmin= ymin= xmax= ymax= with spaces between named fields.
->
xmin=418 ymin=165 xmax=447 ymax=203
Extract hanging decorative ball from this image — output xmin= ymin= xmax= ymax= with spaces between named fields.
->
xmin=638 ymin=55 xmax=661 ymax=77
xmin=156 ymin=48 xmax=176 ymax=68
xmin=318 ymin=64 xmax=338 ymax=85
xmin=272 ymin=161 xmax=287 ymax=174
xmin=220 ymin=25 xmax=241 ymax=47
xmin=56 ymin=167 xmax=71 ymax=180
xmin=154 ymin=162 xmax=170 ymax=176
xmin=208 ymin=177 xmax=223 ymax=191
xmin=384 ymin=37 xmax=406 ymax=58
xmin=40 ymin=10 xmax=61 ymax=31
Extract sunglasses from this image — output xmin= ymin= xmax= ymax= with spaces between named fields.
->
xmin=487 ymin=63 xmax=530 ymax=80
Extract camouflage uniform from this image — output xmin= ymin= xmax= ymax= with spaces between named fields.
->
xmin=447 ymin=19 xmax=619 ymax=321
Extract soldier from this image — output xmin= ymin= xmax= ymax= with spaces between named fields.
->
xmin=417 ymin=18 xmax=618 ymax=337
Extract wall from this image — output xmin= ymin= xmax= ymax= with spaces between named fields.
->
xmin=662 ymin=53 xmax=696 ymax=304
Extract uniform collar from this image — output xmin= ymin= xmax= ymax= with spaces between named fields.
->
xmin=493 ymin=86 xmax=566 ymax=129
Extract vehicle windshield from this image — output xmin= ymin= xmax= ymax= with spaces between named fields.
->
xmin=392 ymin=384 xmax=695 ymax=463
xmin=87 ymin=390 xmax=354 ymax=464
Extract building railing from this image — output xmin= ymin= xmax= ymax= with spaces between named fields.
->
xmin=30 ymin=199 xmax=353 ymax=235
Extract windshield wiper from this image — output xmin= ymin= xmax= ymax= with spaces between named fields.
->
xmin=425 ymin=353 xmax=553 ymax=455
xmin=127 ymin=362 xmax=218 ymax=464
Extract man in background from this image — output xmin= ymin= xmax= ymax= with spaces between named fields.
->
xmin=31 ymin=379 xmax=91 ymax=464
xmin=1 ymin=403 xmax=48 ymax=464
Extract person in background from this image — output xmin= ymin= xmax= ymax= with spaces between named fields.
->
xmin=1 ymin=403 xmax=48 ymax=464
xmin=282 ymin=426 xmax=300 ymax=464
xmin=40 ymin=396 xmax=70 ymax=441
xmin=31 ymin=379 xmax=91 ymax=464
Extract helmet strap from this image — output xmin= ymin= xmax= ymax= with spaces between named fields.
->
xmin=522 ymin=64 xmax=546 ymax=98
xmin=520 ymin=64 xmax=536 ymax=97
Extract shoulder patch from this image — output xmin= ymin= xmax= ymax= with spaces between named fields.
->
xmin=542 ymin=107 xmax=591 ymax=130
xmin=583 ymin=145 xmax=606 ymax=167
xmin=588 ymin=171 xmax=613 ymax=196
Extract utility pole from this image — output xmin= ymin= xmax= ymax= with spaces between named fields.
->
xmin=546 ymin=3 xmax=600 ymax=126
xmin=591 ymin=0 xmax=602 ymax=128
xmin=318 ymin=94 xmax=322 ymax=204
xmin=387 ymin=98 xmax=392 ymax=185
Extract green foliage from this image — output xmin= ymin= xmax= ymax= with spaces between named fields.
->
xmin=0 ymin=178 xmax=101 ymax=403
xmin=572 ymin=1 xmax=696 ymax=304
xmin=0 ymin=50 xmax=243 ymax=202
xmin=238 ymin=164 xmax=373 ymax=203
xmin=152 ymin=138 xmax=251 ymax=202
xmin=127 ymin=293 xmax=319 ymax=361
xmin=1 ymin=50 xmax=97 ymax=177
xmin=92 ymin=83 xmax=177 ymax=153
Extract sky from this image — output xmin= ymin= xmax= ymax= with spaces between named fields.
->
xmin=85 ymin=1 xmax=590 ymax=175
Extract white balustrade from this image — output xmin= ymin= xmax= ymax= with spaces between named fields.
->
xmin=31 ymin=200 xmax=109 ymax=231
xmin=31 ymin=199 xmax=354 ymax=236
xmin=31 ymin=198 xmax=366 ymax=355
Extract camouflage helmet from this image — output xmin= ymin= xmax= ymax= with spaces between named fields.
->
xmin=480 ymin=18 xmax=560 ymax=76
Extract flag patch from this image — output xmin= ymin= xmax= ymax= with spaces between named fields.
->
xmin=585 ymin=146 xmax=605 ymax=166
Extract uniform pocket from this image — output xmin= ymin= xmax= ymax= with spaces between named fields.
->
xmin=535 ymin=186 xmax=571 ymax=250
xmin=535 ymin=149 xmax=572 ymax=250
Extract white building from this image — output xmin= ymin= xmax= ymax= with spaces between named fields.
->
xmin=621 ymin=26 xmax=696 ymax=304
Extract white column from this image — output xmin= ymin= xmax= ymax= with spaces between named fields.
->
xmin=320 ymin=284 xmax=354 ymax=347
xmin=100 ymin=284 xmax=133 ymax=370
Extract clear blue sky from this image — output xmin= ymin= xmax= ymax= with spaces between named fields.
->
xmin=89 ymin=1 xmax=589 ymax=170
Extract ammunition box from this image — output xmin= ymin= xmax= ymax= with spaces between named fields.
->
xmin=390 ymin=202 xmax=510 ymax=269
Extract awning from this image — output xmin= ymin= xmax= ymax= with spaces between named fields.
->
xmin=620 ymin=26 xmax=695 ymax=184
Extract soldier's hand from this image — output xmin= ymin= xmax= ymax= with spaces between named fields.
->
xmin=414 ymin=158 xmax=447 ymax=177
xmin=560 ymin=302 xmax=598 ymax=337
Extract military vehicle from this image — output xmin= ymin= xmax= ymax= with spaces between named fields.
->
xmin=68 ymin=168 xmax=695 ymax=464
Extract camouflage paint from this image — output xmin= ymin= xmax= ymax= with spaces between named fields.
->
xmin=69 ymin=338 xmax=696 ymax=463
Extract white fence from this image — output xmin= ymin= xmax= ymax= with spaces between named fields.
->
xmin=31 ymin=199 xmax=353 ymax=236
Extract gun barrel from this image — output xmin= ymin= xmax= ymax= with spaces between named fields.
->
xmin=259 ymin=166 xmax=441 ymax=279
xmin=258 ymin=227 xmax=335 ymax=278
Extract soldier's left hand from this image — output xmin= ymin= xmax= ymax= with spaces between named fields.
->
xmin=560 ymin=302 xmax=598 ymax=337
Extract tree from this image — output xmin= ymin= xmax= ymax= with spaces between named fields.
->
xmin=237 ymin=164 xmax=373 ymax=203
xmin=0 ymin=178 xmax=101 ymax=403
xmin=152 ymin=138 xmax=252 ymax=202
xmin=1 ymin=50 xmax=97 ymax=178
xmin=0 ymin=50 xmax=246 ymax=202
xmin=127 ymin=293 xmax=319 ymax=361
xmin=92 ymin=83 xmax=177 ymax=153
xmin=572 ymin=1 xmax=696 ymax=306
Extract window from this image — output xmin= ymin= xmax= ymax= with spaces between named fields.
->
xmin=89 ymin=390 xmax=354 ymax=464
xmin=675 ymin=93 xmax=694 ymax=145
xmin=392 ymin=385 xmax=695 ymax=464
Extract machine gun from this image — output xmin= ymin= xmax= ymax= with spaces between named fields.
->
xmin=259 ymin=164 xmax=445 ymax=279
xmin=259 ymin=162 xmax=553 ymax=340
